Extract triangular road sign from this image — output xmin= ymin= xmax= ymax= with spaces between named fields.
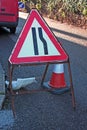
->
xmin=9 ymin=9 xmax=68 ymax=64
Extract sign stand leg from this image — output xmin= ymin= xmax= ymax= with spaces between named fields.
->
xmin=41 ymin=63 xmax=49 ymax=86
xmin=67 ymin=59 xmax=76 ymax=109
xmin=8 ymin=63 xmax=16 ymax=117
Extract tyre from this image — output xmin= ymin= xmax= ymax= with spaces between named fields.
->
xmin=10 ymin=27 xmax=16 ymax=34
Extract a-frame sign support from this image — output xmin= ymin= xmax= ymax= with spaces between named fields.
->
xmin=7 ymin=9 xmax=76 ymax=117
xmin=8 ymin=59 xmax=76 ymax=117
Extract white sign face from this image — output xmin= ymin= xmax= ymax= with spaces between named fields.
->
xmin=18 ymin=19 xmax=60 ymax=58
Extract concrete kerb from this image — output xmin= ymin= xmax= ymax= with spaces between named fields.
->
xmin=0 ymin=64 xmax=5 ymax=109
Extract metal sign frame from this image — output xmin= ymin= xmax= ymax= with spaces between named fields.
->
xmin=7 ymin=58 xmax=76 ymax=117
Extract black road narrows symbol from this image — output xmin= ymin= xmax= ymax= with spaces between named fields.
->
xmin=38 ymin=27 xmax=48 ymax=55
xmin=32 ymin=27 xmax=48 ymax=55
xmin=32 ymin=27 xmax=39 ymax=55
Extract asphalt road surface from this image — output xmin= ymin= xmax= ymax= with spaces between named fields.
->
xmin=0 ymin=12 xmax=87 ymax=130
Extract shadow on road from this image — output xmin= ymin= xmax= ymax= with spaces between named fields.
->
xmin=51 ymin=27 xmax=87 ymax=41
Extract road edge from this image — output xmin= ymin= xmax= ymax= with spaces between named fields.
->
xmin=0 ymin=64 xmax=5 ymax=109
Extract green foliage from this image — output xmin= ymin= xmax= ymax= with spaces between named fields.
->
xmin=23 ymin=0 xmax=87 ymax=16
xmin=47 ymin=0 xmax=87 ymax=16
xmin=23 ymin=0 xmax=87 ymax=28
xmin=24 ymin=0 xmax=41 ymax=10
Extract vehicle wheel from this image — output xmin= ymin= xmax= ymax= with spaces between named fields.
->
xmin=10 ymin=27 xmax=16 ymax=34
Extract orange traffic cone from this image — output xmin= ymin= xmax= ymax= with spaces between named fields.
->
xmin=43 ymin=64 xmax=70 ymax=94
xmin=49 ymin=64 xmax=66 ymax=88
